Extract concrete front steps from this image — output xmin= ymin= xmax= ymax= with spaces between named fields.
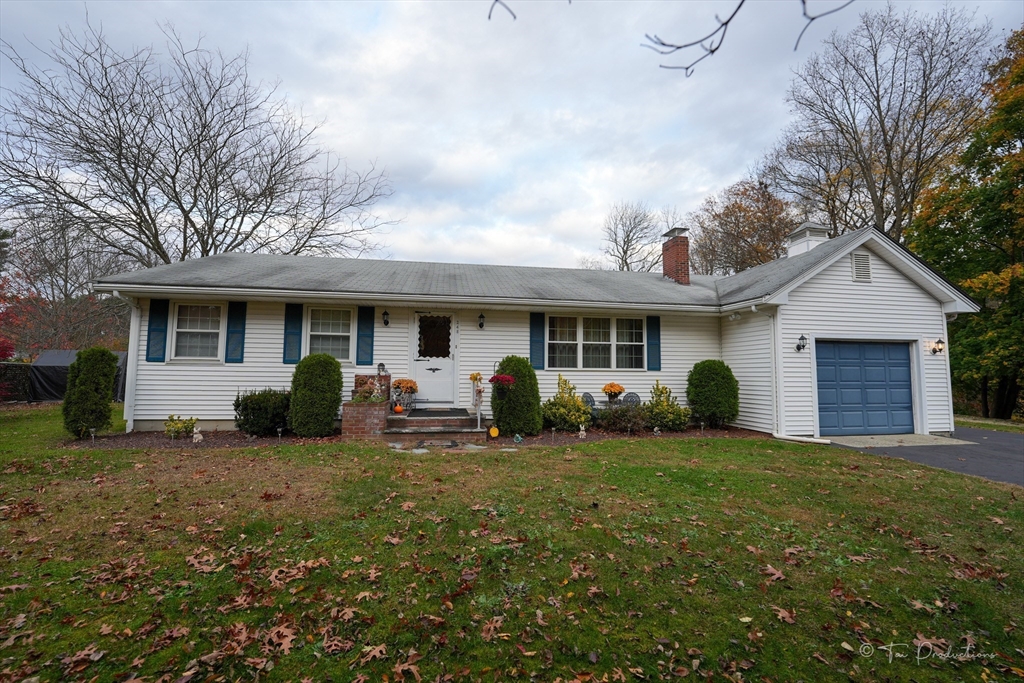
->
xmin=384 ymin=409 xmax=488 ymax=445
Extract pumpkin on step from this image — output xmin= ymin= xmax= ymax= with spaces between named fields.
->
xmin=394 ymin=405 xmax=404 ymax=414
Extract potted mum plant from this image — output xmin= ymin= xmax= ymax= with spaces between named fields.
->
xmin=391 ymin=378 xmax=418 ymax=412
xmin=603 ymin=382 xmax=625 ymax=404
xmin=489 ymin=373 xmax=516 ymax=401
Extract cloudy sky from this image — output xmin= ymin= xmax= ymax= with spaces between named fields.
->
xmin=2 ymin=1 xmax=1020 ymax=267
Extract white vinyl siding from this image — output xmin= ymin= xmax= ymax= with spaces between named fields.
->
xmin=721 ymin=312 xmax=775 ymax=433
xmin=778 ymin=247 xmax=951 ymax=436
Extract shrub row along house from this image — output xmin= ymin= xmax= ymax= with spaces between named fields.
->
xmin=92 ymin=224 xmax=978 ymax=439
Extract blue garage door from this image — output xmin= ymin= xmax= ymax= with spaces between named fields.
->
xmin=816 ymin=341 xmax=914 ymax=436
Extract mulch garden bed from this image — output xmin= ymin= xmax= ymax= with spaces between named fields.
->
xmin=71 ymin=420 xmax=769 ymax=451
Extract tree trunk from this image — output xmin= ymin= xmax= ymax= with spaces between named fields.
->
xmin=980 ymin=377 xmax=989 ymax=418
xmin=992 ymin=376 xmax=1021 ymax=420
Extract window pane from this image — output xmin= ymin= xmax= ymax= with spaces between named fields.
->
xmin=548 ymin=316 xmax=577 ymax=342
xmin=616 ymin=318 xmax=644 ymax=344
xmin=548 ymin=343 xmax=577 ymax=368
xmin=310 ymin=309 xmax=350 ymax=334
xmin=310 ymin=334 xmax=349 ymax=359
xmin=582 ymin=318 xmax=610 ymax=343
xmin=583 ymin=343 xmax=611 ymax=368
xmin=418 ymin=315 xmax=452 ymax=358
xmin=616 ymin=344 xmax=644 ymax=369
xmin=175 ymin=331 xmax=219 ymax=358
xmin=177 ymin=305 xmax=221 ymax=331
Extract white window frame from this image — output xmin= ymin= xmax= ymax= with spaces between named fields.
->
xmin=303 ymin=305 xmax=356 ymax=364
xmin=169 ymin=301 xmax=227 ymax=362
xmin=546 ymin=315 xmax=646 ymax=370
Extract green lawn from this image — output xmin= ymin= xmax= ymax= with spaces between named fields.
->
xmin=1 ymin=404 xmax=1022 ymax=682
xmin=955 ymin=417 xmax=1024 ymax=434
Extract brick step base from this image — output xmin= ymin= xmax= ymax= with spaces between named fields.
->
xmin=386 ymin=416 xmax=479 ymax=430
xmin=384 ymin=427 xmax=489 ymax=444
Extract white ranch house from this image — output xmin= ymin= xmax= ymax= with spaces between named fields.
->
xmin=93 ymin=224 xmax=978 ymax=439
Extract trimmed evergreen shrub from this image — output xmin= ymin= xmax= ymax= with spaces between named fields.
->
xmin=642 ymin=380 xmax=691 ymax=432
xmin=62 ymin=346 xmax=119 ymax=438
xmin=289 ymin=354 xmax=343 ymax=437
xmin=234 ymin=388 xmax=291 ymax=436
xmin=542 ymin=374 xmax=592 ymax=431
xmin=595 ymin=405 xmax=647 ymax=433
xmin=490 ymin=355 xmax=542 ymax=436
xmin=685 ymin=359 xmax=739 ymax=428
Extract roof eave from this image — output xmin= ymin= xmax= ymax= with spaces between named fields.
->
xmin=92 ymin=281 xmax=722 ymax=314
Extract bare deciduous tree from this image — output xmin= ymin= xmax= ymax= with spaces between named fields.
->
xmin=687 ymin=179 xmax=799 ymax=275
xmin=765 ymin=5 xmax=992 ymax=242
xmin=600 ymin=202 xmax=662 ymax=272
xmin=0 ymin=24 xmax=392 ymax=268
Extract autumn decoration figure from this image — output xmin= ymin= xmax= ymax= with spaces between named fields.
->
xmin=391 ymin=378 xmax=418 ymax=411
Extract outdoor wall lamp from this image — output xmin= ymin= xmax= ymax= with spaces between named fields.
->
xmin=795 ymin=335 xmax=808 ymax=352
xmin=478 ymin=313 xmax=485 ymax=329
xmin=931 ymin=338 xmax=945 ymax=355
xmin=382 ymin=310 xmax=390 ymax=327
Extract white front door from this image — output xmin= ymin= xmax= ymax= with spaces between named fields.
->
xmin=412 ymin=312 xmax=456 ymax=406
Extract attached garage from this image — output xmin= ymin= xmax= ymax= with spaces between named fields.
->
xmin=816 ymin=341 xmax=914 ymax=436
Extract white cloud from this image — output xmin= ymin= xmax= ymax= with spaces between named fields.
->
xmin=2 ymin=0 xmax=1020 ymax=268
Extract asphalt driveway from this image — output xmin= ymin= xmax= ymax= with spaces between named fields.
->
xmin=833 ymin=426 xmax=1024 ymax=487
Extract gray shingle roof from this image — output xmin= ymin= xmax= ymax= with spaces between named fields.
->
xmin=95 ymin=253 xmax=722 ymax=307
xmin=715 ymin=230 xmax=864 ymax=305
xmin=94 ymin=230 xmax=868 ymax=309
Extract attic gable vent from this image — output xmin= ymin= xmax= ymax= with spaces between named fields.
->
xmin=851 ymin=253 xmax=872 ymax=282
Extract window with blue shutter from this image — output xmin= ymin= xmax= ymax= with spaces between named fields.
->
xmin=529 ymin=312 xmax=545 ymax=370
xmin=225 ymin=302 xmax=247 ymax=363
xmin=646 ymin=315 xmax=661 ymax=371
xmin=356 ymin=306 xmax=375 ymax=365
xmin=283 ymin=303 xmax=303 ymax=364
xmin=145 ymin=299 xmax=169 ymax=362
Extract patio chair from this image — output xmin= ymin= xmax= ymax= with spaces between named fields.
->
xmin=581 ymin=392 xmax=599 ymax=419
xmin=621 ymin=392 xmax=641 ymax=407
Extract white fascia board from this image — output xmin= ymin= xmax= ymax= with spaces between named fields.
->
xmin=91 ymin=282 xmax=721 ymax=314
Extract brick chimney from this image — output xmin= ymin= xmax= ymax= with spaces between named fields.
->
xmin=662 ymin=227 xmax=690 ymax=285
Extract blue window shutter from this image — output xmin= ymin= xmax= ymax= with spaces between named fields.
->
xmin=225 ymin=302 xmax=247 ymax=363
xmin=356 ymin=306 xmax=375 ymax=365
xmin=646 ymin=316 xmax=661 ymax=371
xmin=529 ymin=312 xmax=545 ymax=370
xmin=145 ymin=299 xmax=169 ymax=362
xmin=283 ymin=303 xmax=303 ymax=364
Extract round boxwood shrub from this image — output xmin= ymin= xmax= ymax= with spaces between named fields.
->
xmin=685 ymin=359 xmax=739 ymax=428
xmin=490 ymin=355 xmax=542 ymax=436
xmin=289 ymin=354 xmax=343 ymax=437
xmin=234 ymin=388 xmax=291 ymax=437
xmin=62 ymin=346 xmax=119 ymax=438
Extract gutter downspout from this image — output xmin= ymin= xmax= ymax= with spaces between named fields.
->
xmin=773 ymin=432 xmax=831 ymax=445
xmin=113 ymin=290 xmax=141 ymax=433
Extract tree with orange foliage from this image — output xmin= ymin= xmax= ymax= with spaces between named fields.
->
xmin=909 ymin=29 xmax=1024 ymax=419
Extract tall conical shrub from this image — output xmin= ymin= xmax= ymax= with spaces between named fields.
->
xmin=490 ymin=355 xmax=542 ymax=436
xmin=289 ymin=353 xmax=343 ymax=437
xmin=62 ymin=347 xmax=119 ymax=438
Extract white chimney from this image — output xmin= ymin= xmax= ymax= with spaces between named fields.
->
xmin=786 ymin=222 xmax=830 ymax=257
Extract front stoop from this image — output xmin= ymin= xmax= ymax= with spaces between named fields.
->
xmin=384 ymin=412 xmax=489 ymax=444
